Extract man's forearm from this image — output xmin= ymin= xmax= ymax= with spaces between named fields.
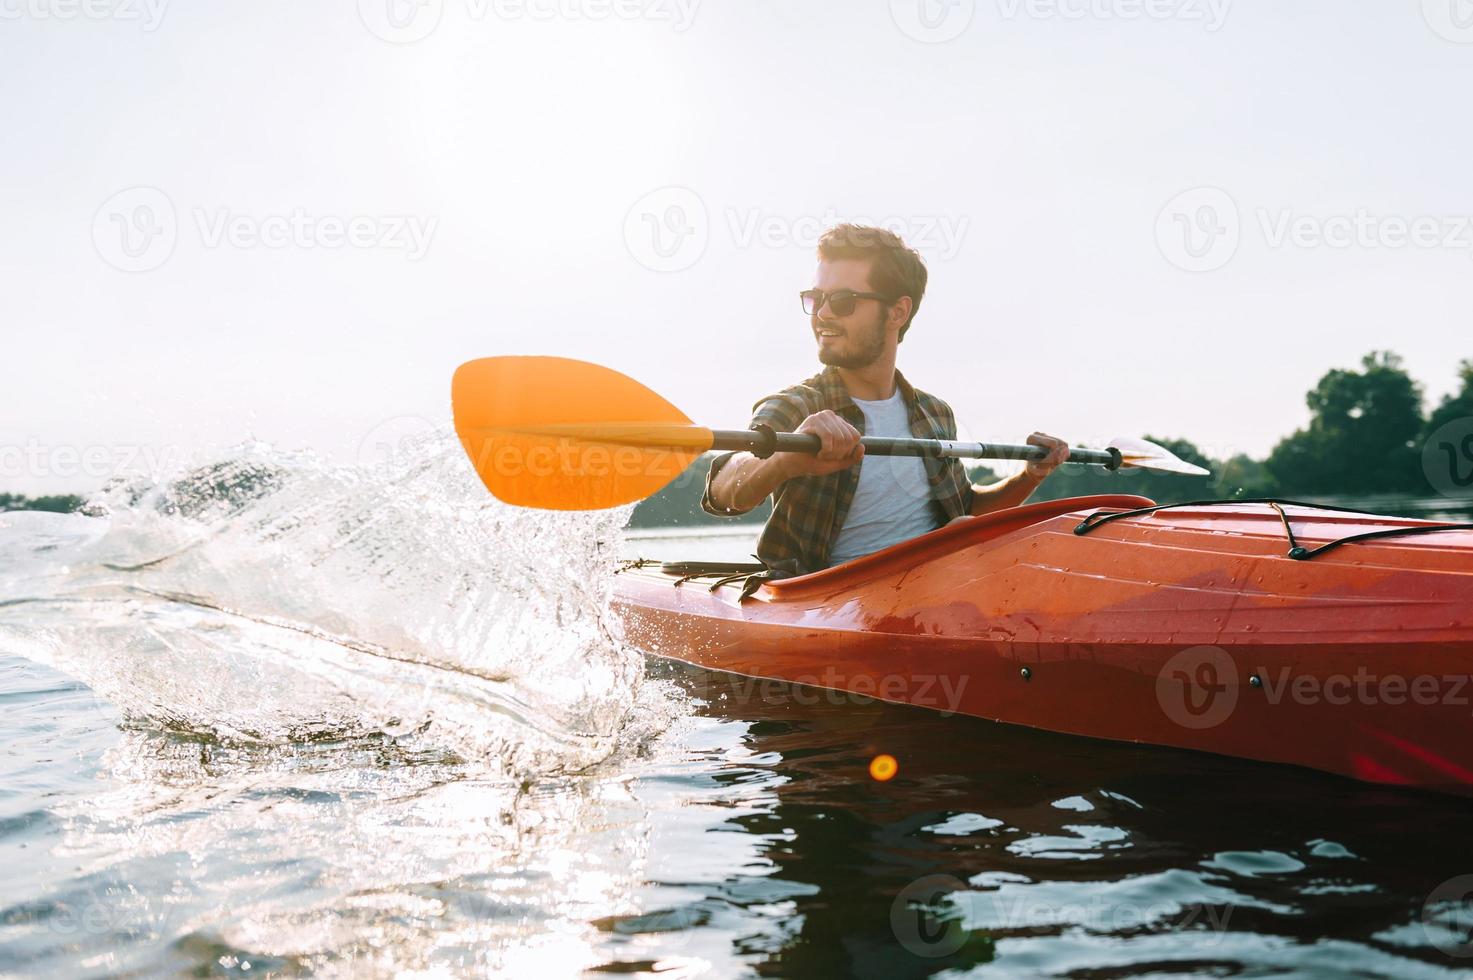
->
xmin=968 ymin=470 xmax=1046 ymax=516
xmin=709 ymin=453 xmax=795 ymax=514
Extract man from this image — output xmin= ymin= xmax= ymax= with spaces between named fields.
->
xmin=701 ymin=224 xmax=1070 ymax=576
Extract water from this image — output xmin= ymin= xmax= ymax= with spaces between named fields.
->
xmin=2 ymin=445 xmax=1472 ymax=977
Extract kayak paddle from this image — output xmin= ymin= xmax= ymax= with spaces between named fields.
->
xmin=451 ymin=356 xmax=1210 ymax=510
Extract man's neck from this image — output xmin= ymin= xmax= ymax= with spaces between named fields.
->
xmin=837 ymin=351 xmax=899 ymax=401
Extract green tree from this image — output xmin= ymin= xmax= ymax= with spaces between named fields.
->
xmin=1423 ymin=358 xmax=1473 ymax=438
xmin=0 ymin=493 xmax=84 ymax=513
xmin=1213 ymin=453 xmax=1277 ymax=498
xmin=1265 ymin=351 xmax=1425 ymax=496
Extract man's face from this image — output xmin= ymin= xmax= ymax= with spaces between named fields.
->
xmin=810 ymin=258 xmax=892 ymax=370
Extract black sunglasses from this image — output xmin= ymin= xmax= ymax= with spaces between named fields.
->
xmin=799 ymin=288 xmax=895 ymax=317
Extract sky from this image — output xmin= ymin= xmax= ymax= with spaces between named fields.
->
xmin=3 ymin=0 xmax=1472 ymax=495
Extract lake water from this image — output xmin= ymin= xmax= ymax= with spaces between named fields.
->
xmin=3 ymin=444 xmax=1472 ymax=977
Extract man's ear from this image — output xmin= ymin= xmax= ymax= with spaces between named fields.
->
xmin=888 ymin=296 xmax=913 ymax=333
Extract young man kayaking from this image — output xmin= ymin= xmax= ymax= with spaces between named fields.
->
xmin=702 ymin=224 xmax=1071 ymax=575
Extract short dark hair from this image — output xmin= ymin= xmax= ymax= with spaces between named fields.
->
xmin=816 ymin=224 xmax=928 ymax=341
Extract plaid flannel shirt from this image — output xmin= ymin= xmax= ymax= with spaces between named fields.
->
xmin=701 ymin=366 xmax=975 ymax=576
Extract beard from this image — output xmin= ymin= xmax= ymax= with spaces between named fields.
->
xmin=816 ymin=310 xmax=887 ymax=370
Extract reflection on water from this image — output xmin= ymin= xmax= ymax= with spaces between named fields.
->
xmin=4 ymin=653 xmax=1473 ymax=976
xmin=634 ymin=662 xmax=1473 ymax=978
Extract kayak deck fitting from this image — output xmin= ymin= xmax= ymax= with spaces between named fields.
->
xmin=614 ymin=495 xmax=1473 ymax=796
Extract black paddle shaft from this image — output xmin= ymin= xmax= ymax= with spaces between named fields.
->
xmin=708 ymin=429 xmax=1122 ymax=470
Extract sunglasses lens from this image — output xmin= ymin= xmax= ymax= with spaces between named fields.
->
xmin=800 ymin=291 xmax=822 ymax=316
xmin=828 ymin=292 xmax=856 ymax=316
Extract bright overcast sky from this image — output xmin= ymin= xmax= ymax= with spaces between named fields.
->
xmin=3 ymin=0 xmax=1472 ymax=494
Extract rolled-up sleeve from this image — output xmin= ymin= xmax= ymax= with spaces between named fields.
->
xmin=698 ymin=395 xmax=807 ymax=517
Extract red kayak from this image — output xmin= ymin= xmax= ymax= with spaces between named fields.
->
xmin=613 ymin=495 xmax=1473 ymax=795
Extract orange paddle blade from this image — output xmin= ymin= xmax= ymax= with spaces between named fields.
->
xmin=451 ymin=356 xmax=714 ymax=510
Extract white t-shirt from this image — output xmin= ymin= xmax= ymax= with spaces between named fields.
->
xmin=828 ymin=390 xmax=939 ymax=565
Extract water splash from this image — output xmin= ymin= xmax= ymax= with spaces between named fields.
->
xmin=0 ymin=434 xmax=662 ymax=778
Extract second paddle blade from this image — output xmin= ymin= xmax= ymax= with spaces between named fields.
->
xmin=452 ymin=356 xmax=714 ymax=510
xmin=1109 ymin=437 xmax=1212 ymax=477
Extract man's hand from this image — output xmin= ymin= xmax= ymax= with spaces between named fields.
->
xmin=705 ymin=410 xmax=863 ymax=514
xmin=1024 ymin=431 xmax=1070 ymax=480
xmin=784 ymin=410 xmax=865 ymax=477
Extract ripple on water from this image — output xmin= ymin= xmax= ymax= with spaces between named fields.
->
xmin=1007 ymin=823 xmax=1132 ymax=861
xmin=1203 ymin=850 xmax=1309 ymax=878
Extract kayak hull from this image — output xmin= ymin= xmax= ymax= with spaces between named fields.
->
xmin=613 ymin=495 xmax=1473 ymax=795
